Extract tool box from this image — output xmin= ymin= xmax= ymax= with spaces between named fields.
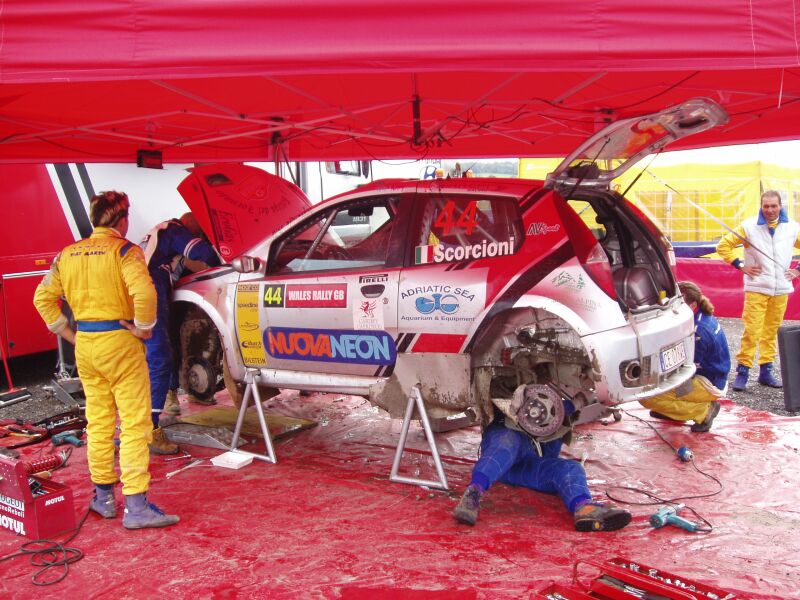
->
xmin=0 ymin=455 xmax=76 ymax=539
xmin=537 ymin=556 xmax=737 ymax=599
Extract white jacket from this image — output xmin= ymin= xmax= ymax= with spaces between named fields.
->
xmin=742 ymin=215 xmax=800 ymax=296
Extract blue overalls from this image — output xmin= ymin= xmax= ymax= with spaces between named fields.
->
xmin=470 ymin=418 xmax=591 ymax=513
xmin=141 ymin=220 xmax=220 ymax=426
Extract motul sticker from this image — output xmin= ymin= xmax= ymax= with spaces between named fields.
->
xmin=0 ymin=513 xmax=26 ymax=535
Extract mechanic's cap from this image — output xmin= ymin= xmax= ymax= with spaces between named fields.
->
xmin=90 ymin=191 xmax=130 ymax=228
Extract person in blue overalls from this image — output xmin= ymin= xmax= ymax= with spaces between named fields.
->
xmin=454 ymin=402 xmax=631 ymax=532
xmin=140 ymin=213 xmax=221 ymax=454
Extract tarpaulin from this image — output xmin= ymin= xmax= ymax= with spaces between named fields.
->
xmin=2 ymin=2 xmax=800 ymax=163
xmin=677 ymin=257 xmax=800 ymax=319
xmin=1 ymin=390 xmax=798 ymax=598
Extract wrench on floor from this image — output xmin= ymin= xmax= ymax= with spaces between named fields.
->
xmin=166 ymin=458 xmax=204 ymax=478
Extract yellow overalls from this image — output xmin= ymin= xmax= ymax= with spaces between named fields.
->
xmin=34 ymin=228 xmax=156 ymax=495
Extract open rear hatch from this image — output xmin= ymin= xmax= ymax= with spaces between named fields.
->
xmin=545 ymin=97 xmax=729 ymax=191
xmin=178 ymin=163 xmax=312 ymax=262
xmin=545 ymin=98 xmax=729 ymax=311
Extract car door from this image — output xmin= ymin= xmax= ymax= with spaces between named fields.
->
xmin=397 ymin=190 xmax=523 ymax=353
xmin=250 ymin=193 xmax=411 ymax=378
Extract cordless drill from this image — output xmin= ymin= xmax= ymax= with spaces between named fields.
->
xmin=52 ymin=429 xmax=84 ymax=447
xmin=649 ymin=504 xmax=698 ymax=532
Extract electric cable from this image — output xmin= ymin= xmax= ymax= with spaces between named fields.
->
xmin=603 ymin=408 xmax=722 ymax=533
xmin=0 ymin=504 xmax=90 ymax=585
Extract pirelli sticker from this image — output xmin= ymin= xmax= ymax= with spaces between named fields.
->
xmin=235 ymin=283 xmax=266 ymax=365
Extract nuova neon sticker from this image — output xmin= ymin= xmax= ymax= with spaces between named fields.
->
xmin=263 ymin=327 xmax=396 ymax=365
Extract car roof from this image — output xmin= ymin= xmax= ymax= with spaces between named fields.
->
xmin=322 ymin=176 xmax=543 ymax=206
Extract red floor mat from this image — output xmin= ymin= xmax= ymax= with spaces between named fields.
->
xmin=1 ymin=392 xmax=797 ymax=598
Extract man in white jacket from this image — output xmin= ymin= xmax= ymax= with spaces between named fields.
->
xmin=716 ymin=190 xmax=800 ymax=391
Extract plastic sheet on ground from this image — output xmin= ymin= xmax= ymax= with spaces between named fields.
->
xmin=1 ymin=391 xmax=798 ymax=598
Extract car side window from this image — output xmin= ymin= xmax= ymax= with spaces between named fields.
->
xmin=412 ymin=195 xmax=521 ymax=265
xmin=270 ymin=197 xmax=398 ymax=273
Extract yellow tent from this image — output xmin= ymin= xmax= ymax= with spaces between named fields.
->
xmin=519 ymin=159 xmax=800 ymax=243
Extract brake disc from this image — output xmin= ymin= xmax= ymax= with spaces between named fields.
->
xmin=513 ymin=384 xmax=565 ymax=438
xmin=186 ymin=356 xmax=216 ymax=401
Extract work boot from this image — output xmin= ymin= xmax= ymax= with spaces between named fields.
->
xmin=649 ymin=410 xmax=683 ymax=422
xmin=90 ymin=484 xmax=117 ymax=518
xmin=453 ymin=484 xmax=483 ymax=526
xmin=148 ymin=427 xmax=179 ymax=455
xmin=163 ymin=390 xmax=181 ymax=416
xmin=757 ymin=363 xmax=782 ymax=388
xmin=122 ymin=493 xmax=180 ymax=530
xmin=573 ymin=501 xmax=631 ymax=532
xmin=188 ymin=393 xmax=217 ymax=406
xmin=732 ymin=364 xmax=749 ymax=392
xmin=690 ymin=401 xmax=721 ymax=433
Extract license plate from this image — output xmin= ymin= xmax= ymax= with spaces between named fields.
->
xmin=660 ymin=341 xmax=686 ymax=372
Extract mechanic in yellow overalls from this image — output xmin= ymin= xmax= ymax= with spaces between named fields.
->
xmin=716 ymin=190 xmax=800 ymax=391
xmin=34 ymin=191 xmax=179 ymax=530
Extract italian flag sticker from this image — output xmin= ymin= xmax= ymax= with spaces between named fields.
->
xmin=415 ymin=245 xmax=435 ymax=264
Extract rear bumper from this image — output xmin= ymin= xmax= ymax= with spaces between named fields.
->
xmin=582 ymin=309 xmax=696 ymax=405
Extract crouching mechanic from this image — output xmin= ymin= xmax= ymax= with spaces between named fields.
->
xmin=454 ymin=398 xmax=631 ymax=532
xmin=640 ymin=281 xmax=730 ymax=433
xmin=140 ymin=212 xmax=221 ymax=454
xmin=33 ymin=191 xmax=179 ymax=529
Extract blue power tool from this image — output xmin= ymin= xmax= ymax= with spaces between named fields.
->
xmin=649 ymin=504 xmax=699 ymax=532
xmin=51 ymin=429 xmax=84 ymax=447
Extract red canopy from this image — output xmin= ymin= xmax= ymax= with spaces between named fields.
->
xmin=2 ymin=1 xmax=800 ymax=162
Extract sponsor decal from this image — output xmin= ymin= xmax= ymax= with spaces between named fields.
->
xmin=0 ymin=493 xmax=24 ymax=517
xmin=401 ymin=284 xmax=476 ymax=302
xmin=354 ymin=298 xmax=385 ymax=330
xmin=264 ymin=327 xmax=396 ymax=365
xmin=359 ymin=273 xmax=388 ymax=284
xmin=526 ymin=222 xmax=561 ymax=236
xmin=551 ymin=271 xmax=586 ymax=291
xmin=359 ymin=300 xmax=377 ymax=318
xmin=0 ymin=513 xmax=26 ymax=535
xmin=263 ymin=283 xmax=347 ymax=308
xmin=236 ymin=283 xmax=267 ymax=366
xmin=263 ymin=284 xmax=285 ymax=307
xmin=415 ymin=294 xmax=459 ymax=315
xmin=576 ymin=297 xmax=600 ymax=312
xmin=45 ymin=495 xmax=65 ymax=507
xmin=414 ymin=237 xmax=515 ymax=264
xmin=400 ymin=283 xmax=486 ymax=330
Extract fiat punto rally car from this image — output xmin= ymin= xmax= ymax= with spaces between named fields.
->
xmin=173 ymin=98 xmax=728 ymax=442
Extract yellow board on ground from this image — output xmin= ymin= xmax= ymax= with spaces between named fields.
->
xmin=178 ymin=407 xmax=316 ymax=440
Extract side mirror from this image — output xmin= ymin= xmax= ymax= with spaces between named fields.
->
xmin=231 ymin=255 xmax=263 ymax=273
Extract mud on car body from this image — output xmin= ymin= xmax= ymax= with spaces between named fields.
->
xmin=173 ymin=98 xmax=728 ymax=443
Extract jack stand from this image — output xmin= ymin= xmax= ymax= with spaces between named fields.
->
xmin=389 ymin=386 xmax=449 ymax=490
xmin=229 ymin=368 xmax=276 ymax=464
